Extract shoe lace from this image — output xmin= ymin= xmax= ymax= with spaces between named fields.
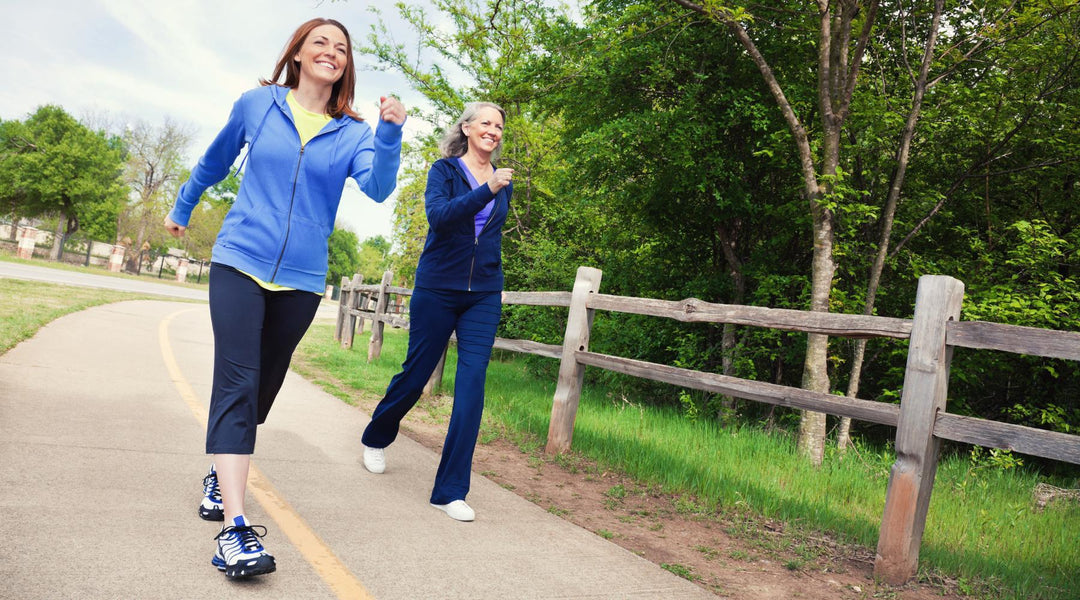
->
xmin=202 ymin=473 xmax=222 ymax=503
xmin=215 ymin=524 xmax=269 ymax=553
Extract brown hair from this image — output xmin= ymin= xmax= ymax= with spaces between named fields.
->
xmin=260 ymin=18 xmax=360 ymax=121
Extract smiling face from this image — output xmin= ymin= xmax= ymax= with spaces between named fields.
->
xmin=293 ymin=24 xmax=349 ymax=88
xmin=462 ymin=106 xmax=504 ymax=157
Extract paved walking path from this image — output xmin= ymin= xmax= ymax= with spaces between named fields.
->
xmin=0 ymin=299 xmax=716 ymax=599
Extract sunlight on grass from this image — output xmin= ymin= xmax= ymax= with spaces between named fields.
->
xmin=294 ymin=322 xmax=1079 ymax=600
xmin=0 ymin=278 xmax=159 ymax=354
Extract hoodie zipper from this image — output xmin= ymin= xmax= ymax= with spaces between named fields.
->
xmin=267 ymin=94 xmax=342 ymax=283
xmin=467 ymin=188 xmax=499 ymax=292
xmin=270 ymin=145 xmax=305 ymax=282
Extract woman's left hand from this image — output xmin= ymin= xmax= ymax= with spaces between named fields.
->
xmin=379 ymin=96 xmax=406 ymax=124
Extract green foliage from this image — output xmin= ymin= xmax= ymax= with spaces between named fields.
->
xmin=356 ymin=235 xmax=391 ymax=283
xmin=0 ymin=105 xmax=126 ymax=239
xmin=327 ymin=226 xmax=362 ymax=287
xmin=660 ymin=563 xmax=699 ymax=581
xmin=968 ymin=446 xmax=1024 ymax=474
xmin=176 ymin=168 xmax=239 ymax=261
xmin=203 ymin=168 xmax=241 ymax=210
xmin=384 ymin=144 xmax=434 ymax=284
xmin=362 ymin=0 xmax=1080 ymax=440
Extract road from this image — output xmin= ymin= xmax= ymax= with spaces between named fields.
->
xmin=0 ymin=259 xmax=210 ymax=301
xmin=0 ymin=260 xmax=715 ymax=599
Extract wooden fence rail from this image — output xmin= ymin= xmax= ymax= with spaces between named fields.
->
xmin=335 ymin=267 xmax=1080 ymax=585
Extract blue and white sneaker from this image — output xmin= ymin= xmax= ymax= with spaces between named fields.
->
xmin=212 ymin=515 xmax=276 ymax=578
xmin=198 ymin=464 xmax=224 ymax=521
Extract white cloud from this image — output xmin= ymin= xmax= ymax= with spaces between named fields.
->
xmin=0 ymin=0 xmax=444 ymax=241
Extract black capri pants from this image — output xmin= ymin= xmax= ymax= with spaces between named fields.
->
xmin=205 ymin=263 xmax=322 ymax=454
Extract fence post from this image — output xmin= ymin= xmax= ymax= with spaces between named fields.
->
xmin=16 ymin=226 xmax=37 ymax=259
xmin=176 ymin=258 xmax=189 ymax=282
xmin=875 ymin=275 xmax=964 ymax=584
xmin=368 ymin=270 xmax=393 ymax=362
xmin=342 ymin=274 xmax=363 ymax=349
xmin=108 ymin=244 xmax=125 ymax=273
xmin=358 ymin=293 xmax=371 ymax=334
xmin=546 ymin=266 xmax=603 ymax=455
xmin=423 ymin=344 xmax=449 ymax=396
xmin=334 ymin=276 xmax=350 ymax=342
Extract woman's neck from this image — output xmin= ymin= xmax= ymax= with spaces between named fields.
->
xmin=460 ymin=150 xmax=493 ymax=184
xmin=462 ymin=150 xmax=492 ymax=170
xmin=291 ymin=81 xmax=333 ymax=115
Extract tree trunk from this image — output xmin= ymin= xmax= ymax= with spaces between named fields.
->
xmin=49 ymin=217 xmax=64 ymax=260
xmin=798 ymin=125 xmax=840 ymax=465
xmin=839 ymin=0 xmax=943 ymax=451
xmin=717 ymin=222 xmax=746 ymax=420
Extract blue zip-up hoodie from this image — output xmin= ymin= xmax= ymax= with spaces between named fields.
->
xmin=414 ymin=158 xmax=512 ymax=292
xmin=169 ymin=85 xmax=402 ymax=292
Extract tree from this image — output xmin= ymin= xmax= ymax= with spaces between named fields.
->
xmin=327 ymin=226 xmax=362 ymax=288
xmin=0 ymin=105 xmax=126 ymax=256
xmin=667 ymin=0 xmax=934 ymax=464
xmin=360 ymin=0 xmax=564 ymax=256
xmin=117 ymin=118 xmax=193 ymax=272
xmin=357 ymin=235 xmax=391 ymax=282
xmin=386 ymin=143 xmax=441 ymax=284
xmin=182 ymin=170 xmax=241 ymax=261
xmin=515 ymin=0 xmax=810 ymax=415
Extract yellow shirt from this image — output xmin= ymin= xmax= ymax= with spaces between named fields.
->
xmin=240 ymin=91 xmax=333 ymax=293
xmin=286 ymin=90 xmax=333 ymax=147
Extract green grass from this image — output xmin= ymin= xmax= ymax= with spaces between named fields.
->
xmin=0 ymin=277 xmax=162 ymax=354
xmin=660 ymin=562 xmax=700 ymax=581
xmin=296 ymin=323 xmax=1080 ymax=600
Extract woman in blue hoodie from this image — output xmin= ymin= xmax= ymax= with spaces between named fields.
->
xmin=164 ymin=18 xmax=405 ymax=578
xmin=360 ymin=102 xmax=512 ymax=522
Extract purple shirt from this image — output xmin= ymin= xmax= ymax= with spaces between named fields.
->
xmin=457 ymin=157 xmax=495 ymax=237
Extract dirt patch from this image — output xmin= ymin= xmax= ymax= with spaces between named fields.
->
xmin=383 ymin=394 xmax=967 ymax=600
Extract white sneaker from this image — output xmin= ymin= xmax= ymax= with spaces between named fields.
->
xmin=431 ymin=500 xmax=475 ymax=522
xmin=363 ymin=446 xmax=385 ymax=474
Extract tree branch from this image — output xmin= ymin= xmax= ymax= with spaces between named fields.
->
xmin=838 ymin=0 xmax=880 ymax=122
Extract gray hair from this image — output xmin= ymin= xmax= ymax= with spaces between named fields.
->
xmin=438 ymin=102 xmax=507 ymax=161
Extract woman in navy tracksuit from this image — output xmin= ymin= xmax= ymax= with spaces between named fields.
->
xmin=165 ymin=18 xmax=404 ymax=577
xmin=361 ymin=102 xmax=512 ymax=522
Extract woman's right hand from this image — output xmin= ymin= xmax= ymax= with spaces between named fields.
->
xmin=164 ymin=216 xmax=186 ymax=238
xmin=488 ymin=168 xmax=514 ymax=193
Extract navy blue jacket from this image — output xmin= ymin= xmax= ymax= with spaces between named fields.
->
xmin=413 ymin=158 xmax=512 ymax=292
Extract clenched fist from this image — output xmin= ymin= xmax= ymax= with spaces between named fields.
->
xmin=379 ymin=96 xmax=406 ymax=125
xmin=488 ymin=167 xmax=513 ymax=193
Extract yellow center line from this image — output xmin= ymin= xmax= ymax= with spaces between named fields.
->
xmin=159 ymin=308 xmax=374 ymax=600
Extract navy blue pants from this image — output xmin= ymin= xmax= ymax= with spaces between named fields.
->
xmin=362 ymin=287 xmax=501 ymax=504
xmin=205 ymin=263 xmax=322 ymax=454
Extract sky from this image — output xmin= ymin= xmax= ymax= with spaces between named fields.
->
xmin=0 ymin=0 xmax=438 ymax=243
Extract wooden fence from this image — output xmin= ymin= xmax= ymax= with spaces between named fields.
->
xmin=335 ymin=267 xmax=1080 ymax=585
